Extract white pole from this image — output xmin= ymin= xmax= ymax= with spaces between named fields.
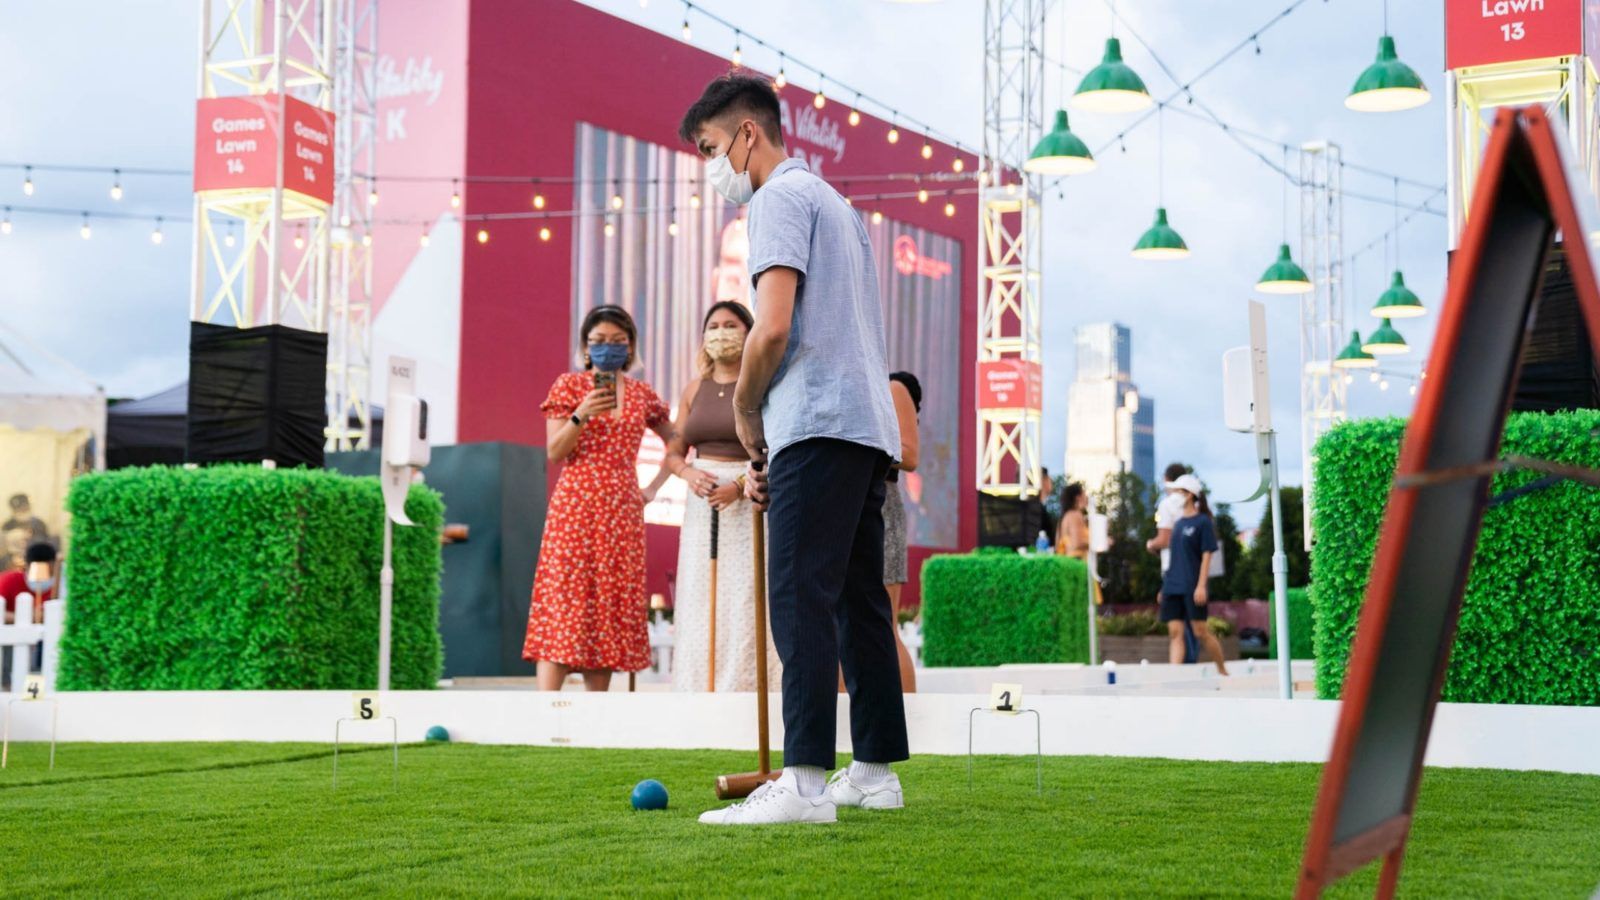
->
xmin=1267 ymin=430 xmax=1293 ymax=700
xmin=379 ymin=514 xmax=393 ymax=692
xmin=41 ymin=599 xmax=64 ymax=693
xmin=1085 ymin=551 xmax=1099 ymax=666
xmin=9 ymin=593 xmax=33 ymax=694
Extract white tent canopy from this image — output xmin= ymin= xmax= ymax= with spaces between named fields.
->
xmin=0 ymin=319 xmax=107 ymax=467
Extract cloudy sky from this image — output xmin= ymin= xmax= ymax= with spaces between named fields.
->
xmin=0 ymin=0 xmax=1447 ymax=519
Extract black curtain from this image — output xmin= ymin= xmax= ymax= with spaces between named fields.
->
xmin=187 ymin=322 xmax=328 ymax=468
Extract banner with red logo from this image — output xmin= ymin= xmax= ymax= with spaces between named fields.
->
xmin=977 ymin=359 xmax=1043 ymax=412
xmin=1445 ymin=0 xmax=1581 ymax=69
xmin=193 ymin=93 xmax=335 ymax=205
xmin=893 ymin=234 xmax=954 ymax=280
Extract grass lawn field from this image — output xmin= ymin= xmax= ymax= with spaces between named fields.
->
xmin=2 ymin=741 xmax=1597 ymax=897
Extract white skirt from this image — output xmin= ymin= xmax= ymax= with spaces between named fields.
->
xmin=672 ymin=458 xmax=782 ymax=692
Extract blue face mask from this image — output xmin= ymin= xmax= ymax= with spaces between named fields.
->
xmin=588 ymin=342 xmax=629 ymax=372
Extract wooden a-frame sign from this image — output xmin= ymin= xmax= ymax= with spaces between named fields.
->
xmin=1297 ymin=105 xmax=1600 ymax=898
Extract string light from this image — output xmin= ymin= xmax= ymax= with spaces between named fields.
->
xmin=775 ymin=54 xmax=787 ymax=89
xmin=681 ymin=9 xmax=691 ymax=42
xmin=224 ymin=222 xmax=236 ymax=247
xmin=604 ymin=218 xmax=616 ymax=237
xmin=539 ymin=226 xmax=552 ymax=242
xmin=477 ymin=228 xmax=490 ymax=244
xmin=952 ymin=157 xmax=965 ymax=173
xmin=419 ymin=228 xmax=430 ymax=248
xmin=150 ymin=216 xmax=163 ymax=244
xmin=1379 ymin=378 xmax=1390 ymax=391
xmin=450 ymin=179 xmax=462 ymax=209
xmin=1369 ymin=371 xmax=1380 ymax=383
xmin=610 ymin=185 xmax=624 ymax=210
xmin=917 ymin=188 xmax=928 ymax=204
xmin=23 ymin=166 xmax=34 ymax=196
xmin=944 ymin=197 xmax=956 ymax=217
xmin=813 ymin=74 xmax=826 ymax=109
xmin=340 ymin=213 xmax=351 ymax=228
xmin=1409 ymin=383 xmax=1417 ymax=396
xmin=689 ymin=194 xmax=702 ymax=210
xmin=732 ymin=32 xmax=742 ymax=66
xmin=1343 ymin=373 xmax=1354 ymax=385
xmin=887 ymin=116 xmax=900 ymax=144
xmin=293 ymin=228 xmax=305 ymax=250
xmin=368 ymin=178 xmax=379 ymax=205
xmin=870 ymin=210 xmax=883 ymax=224
xmin=79 ymin=213 xmax=91 ymax=240
xmin=844 ymin=197 xmax=853 ymax=206
xmin=532 ymin=192 xmax=546 ymax=210
xmin=848 ymin=94 xmax=861 ymax=126
xmin=921 ymin=140 xmax=933 ymax=160
xmin=361 ymin=232 xmax=372 ymax=247
xmin=668 ymin=220 xmax=680 ymax=237
xmin=110 ymin=169 xmax=123 ymax=201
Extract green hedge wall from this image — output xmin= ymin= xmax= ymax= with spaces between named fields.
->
xmin=1312 ymin=412 xmax=1600 ymax=704
xmin=1266 ymin=587 xmax=1315 ymax=660
xmin=920 ymin=552 xmax=1090 ymax=667
xmin=58 ymin=465 xmax=443 ymax=690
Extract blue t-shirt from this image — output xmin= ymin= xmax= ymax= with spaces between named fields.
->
xmin=1161 ymin=514 xmax=1218 ymax=596
xmin=746 ymin=158 xmax=900 ymax=463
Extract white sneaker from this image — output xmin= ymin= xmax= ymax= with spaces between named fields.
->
xmin=698 ymin=773 xmax=837 ymax=826
xmin=827 ymin=768 xmax=906 ymax=810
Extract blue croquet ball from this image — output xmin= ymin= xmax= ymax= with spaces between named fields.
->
xmin=631 ymin=779 xmax=669 ymax=811
xmin=424 ymin=725 xmax=450 ymax=742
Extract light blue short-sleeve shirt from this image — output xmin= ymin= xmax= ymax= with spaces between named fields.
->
xmin=746 ymin=158 xmax=900 ymax=463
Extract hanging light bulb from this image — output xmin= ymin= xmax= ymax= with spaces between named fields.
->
xmin=341 ymin=213 xmax=352 ymax=228
xmin=668 ymin=220 xmax=680 ymax=237
xmin=361 ymin=232 xmax=372 ymax=247
xmin=539 ymin=226 xmax=552 ymax=242
xmin=944 ymin=199 xmax=956 ymax=217
xmin=917 ymin=188 xmax=929 ymax=204
xmin=1024 ymin=110 xmax=1096 ymax=175
xmin=1343 ymin=373 xmax=1354 ymax=385
xmin=419 ymin=228 xmax=430 ymax=248
xmin=79 ymin=213 xmax=91 ymax=240
xmin=921 ymin=140 xmax=933 ymax=160
xmin=953 ymin=157 xmax=965 ymax=173
xmin=1369 ymin=370 xmax=1381 ymax=383
xmin=870 ymin=210 xmax=884 ymax=224
xmin=477 ymin=228 xmax=490 ymax=244
xmin=368 ymin=178 xmax=379 ymax=205
xmin=814 ymin=89 xmax=826 ymax=110
xmin=689 ymin=194 xmax=702 ymax=210
xmin=887 ymin=116 xmax=900 ymax=144
xmin=611 ymin=185 xmax=624 ymax=210
xmin=150 ymin=217 xmax=164 ymax=245
xmin=293 ymin=228 xmax=305 ymax=250
xmin=848 ymin=95 xmax=862 ymax=126
xmin=1072 ymin=38 xmax=1153 ymax=113
xmin=23 ymin=166 xmax=34 ymax=197
xmin=1380 ymin=378 xmax=1391 ymax=391
xmin=1409 ymin=382 xmax=1417 ymax=396
xmin=110 ymin=169 xmax=123 ymax=201
xmin=732 ymin=33 xmax=742 ymax=67
xmin=224 ymin=223 xmax=236 ymax=247
xmin=532 ymin=192 xmax=546 ymax=210
xmin=604 ymin=219 xmax=616 ymax=238
xmin=681 ymin=16 xmax=691 ymax=41
xmin=844 ymin=197 xmax=853 ymax=206
xmin=450 ymin=179 xmax=462 ymax=209
xmin=775 ymin=54 xmax=787 ymax=89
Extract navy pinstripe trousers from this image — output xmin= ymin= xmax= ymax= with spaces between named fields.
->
xmin=766 ymin=437 xmax=909 ymax=769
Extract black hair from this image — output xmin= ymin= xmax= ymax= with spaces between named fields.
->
xmin=8 ymin=494 xmax=27 ymax=511
xmin=702 ymin=300 xmax=753 ymax=332
xmin=1062 ymin=482 xmax=1086 ymax=511
xmin=889 ymin=371 xmax=922 ymax=414
xmin=579 ymin=304 xmax=638 ymax=370
xmin=679 ymin=72 xmax=784 ymax=147
xmin=1163 ymin=462 xmax=1191 ymax=484
xmin=24 ymin=541 xmax=55 ymax=564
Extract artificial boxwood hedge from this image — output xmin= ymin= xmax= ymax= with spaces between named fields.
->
xmin=920 ymin=552 xmax=1089 ymax=667
xmin=1266 ymin=587 xmax=1315 ymax=660
xmin=1311 ymin=412 xmax=1600 ymax=704
xmin=57 ymin=465 xmax=443 ymax=690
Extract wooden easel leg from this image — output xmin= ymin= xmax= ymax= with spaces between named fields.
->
xmin=1375 ymin=845 xmax=1406 ymax=900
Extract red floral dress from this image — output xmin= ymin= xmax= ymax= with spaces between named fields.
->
xmin=523 ymin=372 xmax=669 ymax=671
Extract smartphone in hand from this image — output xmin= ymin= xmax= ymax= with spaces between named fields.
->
xmin=593 ymin=370 xmax=621 ymax=417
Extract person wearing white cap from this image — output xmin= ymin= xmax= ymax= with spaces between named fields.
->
xmin=1158 ymin=474 xmax=1230 ymax=674
xmin=1146 ymin=463 xmax=1192 ymax=577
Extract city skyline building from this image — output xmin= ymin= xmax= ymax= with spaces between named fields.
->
xmin=1064 ymin=322 xmax=1155 ymax=492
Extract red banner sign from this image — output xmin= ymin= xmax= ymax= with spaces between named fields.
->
xmin=892 ymin=234 xmax=954 ymax=280
xmin=1446 ymin=0 xmax=1581 ymax=69
xmin=977 ymin=360 xmax=1043 ymax=412
xmin=194 ymin=94 xmax=336 ymax=205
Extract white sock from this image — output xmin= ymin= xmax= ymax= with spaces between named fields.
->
xmin=786 ymin=765 xmax=826 ymax=798
xmin=848 ymin=760 xmax=891 ymax=785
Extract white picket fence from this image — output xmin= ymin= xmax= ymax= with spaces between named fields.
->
xmin=0 ymin=594 xmax=64 ymax=695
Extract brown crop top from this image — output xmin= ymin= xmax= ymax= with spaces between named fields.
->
xmin=681 ymin=379 xmax=748 ymax=460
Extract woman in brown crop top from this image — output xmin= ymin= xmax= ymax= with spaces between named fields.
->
xmin=651 ymin=301 xmax=781 ymax=692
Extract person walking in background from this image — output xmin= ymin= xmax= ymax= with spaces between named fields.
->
xmin=1055 ymin=482 xmax=1090 ymax=559
xmin=1145 ymin=462 xmax=1192 ymax=575
xmin=524 ymin=305 xmax=676 ymax=692
xmin=682 ymin=72 xmax=907 ymax=825
xmin=883 ymin=371 xmax=922 ymax=693
xmin=2 ymin=494 xmax=52 ymax=571
xmin=654 ymin=300 xmax=781 ymax=693
xmin=1160 ymin=474 xmax=1230 ymax=675
xmin=0 ymin=541 xmax=57 ymax=682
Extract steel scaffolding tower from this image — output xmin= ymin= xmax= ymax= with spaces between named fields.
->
xmin=1298 ymin=141 xmax=1345 ymax=550
xmin=326 ymin=0 xmax=377 ymax=450
xmin=191 ymin=0 xmax=336 ymax=332
xmin=978 ymin=0 xmax=1047 ymax=497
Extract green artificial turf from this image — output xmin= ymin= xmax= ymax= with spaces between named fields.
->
xmin=1 ymin=742 xmax=1597 ymax=897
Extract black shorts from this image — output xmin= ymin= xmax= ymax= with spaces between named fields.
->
xmin=1160 ymin=593 xmax=1206 ymax=624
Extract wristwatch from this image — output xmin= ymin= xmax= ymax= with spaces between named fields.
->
xmin=570 ymin=414 xmax=584 ymax=427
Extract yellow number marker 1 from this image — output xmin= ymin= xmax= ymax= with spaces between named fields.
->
xmin=989 ymin=682 xmax=1023 ymax=715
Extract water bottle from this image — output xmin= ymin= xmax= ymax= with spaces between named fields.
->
xmin=1034 ymin=530 xmax=1052 ymax=555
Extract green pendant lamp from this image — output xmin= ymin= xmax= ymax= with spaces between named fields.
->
xmin=1346 ymin=34 xmax=1430 ymax=112
xmin=1256 ymin=243 xmax=1313 ymax=294
xmin=1072 ymin=37 xmax=1153 ymax=113
xmin=1024 ymin=109 xmax=1096 ymax=175
xmin=1333 ymin=330 xmax=1378 ymax=369
xmin=1362 ymin=319 xmax=1409 ymax=355
xmin=1371 ymin=270 xmax=1425 ymax=318
xmin=1132 ymin=207 xmax=1189 ymax=259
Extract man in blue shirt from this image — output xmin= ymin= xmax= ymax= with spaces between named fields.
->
xmin=682 ymin=73 xmax=907 ymax=826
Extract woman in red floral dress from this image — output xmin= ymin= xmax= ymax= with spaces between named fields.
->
xmin=524 ymin=306 xmax=675 ymax=691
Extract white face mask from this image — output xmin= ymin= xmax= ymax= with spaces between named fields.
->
xmin=706 ymin=126 xmax=755 ymax=206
